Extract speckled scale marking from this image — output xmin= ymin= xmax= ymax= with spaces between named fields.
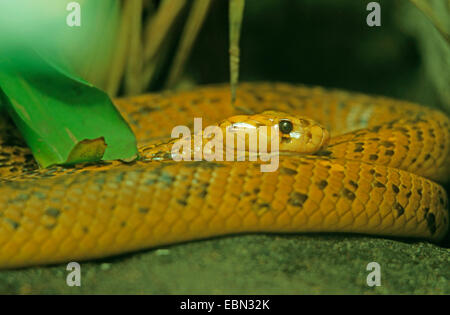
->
xmin=0 ymin=83 xmax=449 ymax=269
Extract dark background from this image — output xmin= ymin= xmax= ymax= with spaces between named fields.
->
xmin=166 ymin=0 xmax=445 ymax=111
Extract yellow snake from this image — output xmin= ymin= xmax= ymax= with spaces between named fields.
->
xmin=0 ymin=82 xmax=449 ymax=269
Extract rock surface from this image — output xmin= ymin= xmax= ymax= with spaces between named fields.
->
xmin=1 ymin=234 xmax=448 ymax=294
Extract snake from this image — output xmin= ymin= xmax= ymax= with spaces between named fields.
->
xmin=0 ymin=82 xmax=449 ymax=269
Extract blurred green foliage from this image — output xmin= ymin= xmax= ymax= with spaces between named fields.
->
xmin=0 ymin=0 xmax=137 ymax=167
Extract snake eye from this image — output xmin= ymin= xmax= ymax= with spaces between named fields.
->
xmin=279 ymin=120 xmax=293 ymax=134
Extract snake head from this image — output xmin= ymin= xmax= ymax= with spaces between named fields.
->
xmin=221 ymin=110 xmax=330 ymax=154
xmin=259 ymin=111 xmax=330 ymax=154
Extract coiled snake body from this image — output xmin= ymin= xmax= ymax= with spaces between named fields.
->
xmin=0 ymin=83 xmax=449 ymax=269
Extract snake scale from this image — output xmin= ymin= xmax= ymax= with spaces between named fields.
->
xmin=0 ymin=82 xmax=449 ymax=269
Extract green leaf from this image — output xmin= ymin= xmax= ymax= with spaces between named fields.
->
xmin=408 ymin=0 xmax=450 ymax=44
xmin=229 ymin=0 xmax=245 ymax=104
xmin=403 ymin=0 xmax=450 ymax=111
xmin=0 ymin=49 xmax=138 ymax=168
